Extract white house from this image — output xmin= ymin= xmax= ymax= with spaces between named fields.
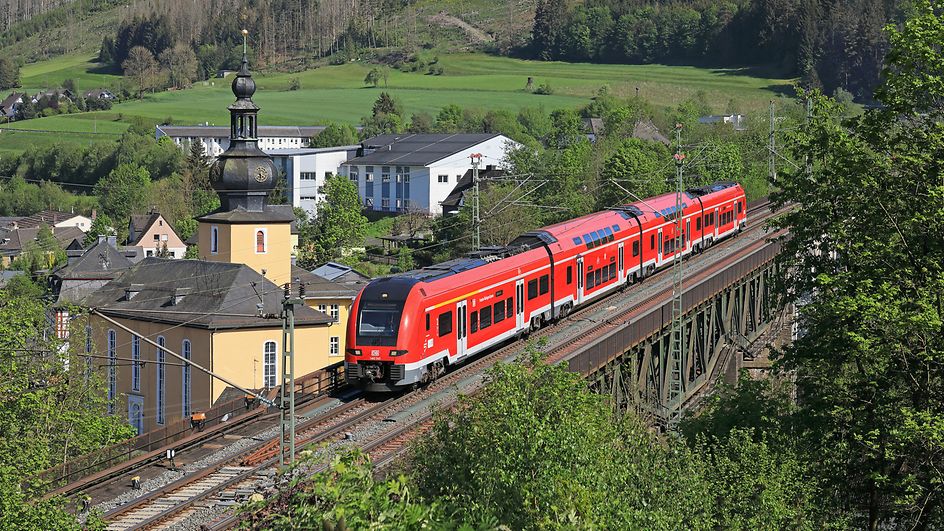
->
xmin=268 ymin=146 xmax=360 ymax=218
xmin=339 ymin=133 xmax=519 ymax=215
xmin=156 ymin=125 xmax=328 ymax=157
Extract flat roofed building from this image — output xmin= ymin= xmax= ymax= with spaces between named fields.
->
xmin=156 ymin=125 xmax=328 ymax=157
xmin=268 ymin=146 xmax=360 ymax=218
xmin=339 ymin=133 xmax=520 ymax=216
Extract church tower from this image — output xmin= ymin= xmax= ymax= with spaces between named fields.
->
xmin=197 ymin=30 xmax=293 ymax=286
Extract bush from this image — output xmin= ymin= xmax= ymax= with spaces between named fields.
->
xmin=288 ymin=77 xmax=300 ymax=91
xmin=534 ymin=82 xmax=554 ymax=95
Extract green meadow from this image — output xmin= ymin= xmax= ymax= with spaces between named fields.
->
xmin=0 ymin=53 xmax=795 ymax=156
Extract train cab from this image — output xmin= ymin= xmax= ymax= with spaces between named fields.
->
xmin=345 ymin=276 xmax=426 ymax=392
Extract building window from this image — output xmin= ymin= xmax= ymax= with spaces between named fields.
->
xmin=255 ymin=229 xmax=267 ymax=254
xmin=264 ymin=341 xmax=277 ymax=388
xmin=132 ymin=335 xmax=141 ymax=391
xmin=210 ymin=226 xmax=219 ymax=254
xmin=381 ymin=167 xmax=390 ymax=182
xmin=182 ymin=339 xmax=191 ymax=418
xmin=403 ymin=167 xmax=410 ymax=182
xmin=157 ymin=336 xmax=166 ymax=425
xmin=107 ymin=329 xmax=116 ymax=413
xmin=329 ymin=336 xmax=340 ymax=356
xmin=438 ymin=175 xmax=448 ymax=183
xmin=350 ymin=168 xmax=359 ymax=182
xmin=330 ymin=304 xmax=339 ymax=320
xmin=365 ymin=198 xmax=374 ymax=207
xmin=381 ymin=198 xmax=390 ymax=209
xmin=301 ymin=171 xmax=317 ymax=180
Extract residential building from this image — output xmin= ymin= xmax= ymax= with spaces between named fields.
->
xmin=31 ymin=88 xmax=75 ymax=104
xmin=440 ymin=167 xmax=507 ymax=216
xmin=299 ymin=262 xmax=371 ymax=359
xmin=0 ymin=225 xmax=85 ymax=267
xmin=6 ymin=209 xmax=92 ymax=231
xmin=269 ymin=146 xmax=360 ymax=218
xmin=339 ymin=133 xmax=520 ymax=215
xmin=82 ymin=50 xmax=336 ymax=434
xmin=128 ymin=210 xmax=187 ymax=258
xmin=84 ymin=89 xmax=116 ymax=100
xmin=156 ymin=125 xmax=328 ymax=157
xmin=1 ymin=92 xmax=24 ymax=120
xmin=699 ymin=114 xmax=747 ymax=131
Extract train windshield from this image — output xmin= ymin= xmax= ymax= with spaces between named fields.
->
xmin=357 ymin=302 xmax=402 ymax=346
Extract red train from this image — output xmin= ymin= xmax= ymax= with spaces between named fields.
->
xmin=345 ymin=181 xmax=747 ymax=391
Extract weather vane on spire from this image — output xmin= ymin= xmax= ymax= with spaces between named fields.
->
xmin=242 ymin=29 xmax=248 ymax=55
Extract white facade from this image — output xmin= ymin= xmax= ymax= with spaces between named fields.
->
xmin=156 ymin=125 xmax=325 ymax=158
xmin=269 ymin=147 xmax=359 ymax=218
xmin=340 ymin=135 xmax=517 ymax=216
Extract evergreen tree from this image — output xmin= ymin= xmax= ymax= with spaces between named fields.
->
xmin=0 ymin=57 xmax=19 ymax=90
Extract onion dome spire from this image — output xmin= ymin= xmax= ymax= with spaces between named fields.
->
xmin=209 ymin=29 xmax=278 ymax=212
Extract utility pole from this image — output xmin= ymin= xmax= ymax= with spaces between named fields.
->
xmin=768 ymin=100 xmax=777 ymax=183
xmin=805 ymin=97 xmax=813 ymax=179
xmin=470 ymin=153 xmax=482 ymax=252
xmin=668 ymin=124 xmax=686 ymax=413
xmin=280 ymin=279 xmax=303 ymax=466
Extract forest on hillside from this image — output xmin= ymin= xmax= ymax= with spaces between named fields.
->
xmin=530 ymin=0 xmax=909 ymax=100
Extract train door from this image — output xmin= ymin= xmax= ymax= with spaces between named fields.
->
xmin=577 ymin=257 xmax=585 ymax=304
xmin=657 ymin=228 xmax=663 ymax=265
xmin=617 ymin=243 xmax=625 ymax=282
xmin=685 ymin=219 xmax=691 ymax=252
xmin=456 ymin=301 xmax=467 ymax=358
xmin=714 ymin=208 xmax=720 ymax=238
xmin=515 ymin=280 xmax=525 ymax=329
xmin=127 ymin=395 xmax=144 ymax=435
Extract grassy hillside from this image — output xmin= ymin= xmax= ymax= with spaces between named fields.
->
xmin=0 ymin=53 xmax=793 ymax=156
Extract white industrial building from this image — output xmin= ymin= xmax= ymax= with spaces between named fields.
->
xmin=268 ymin=146 xmax=360 ymax=218
xmin=339 ymin=133 xmax=518 ymax=215
xmin=156 ymin=125 xmax=327 ymax=157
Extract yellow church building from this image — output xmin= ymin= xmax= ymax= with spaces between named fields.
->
xmin=82 ymin=49 xmax=341 ymax=433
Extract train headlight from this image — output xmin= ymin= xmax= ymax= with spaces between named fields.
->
xmin=346 ymin=348 xmax=362 ymax=356
xmin=389 ymin=349 xmax=409 ymax=357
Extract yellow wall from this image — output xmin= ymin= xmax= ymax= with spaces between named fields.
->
xmin=89 ymin=315 xmax=213 ymax=434
xmin=198 ymin=221 xmax=292 ymax=286
xmin=210 ymin=323 xmax=334 ymax=402
xmin=304 ymin=297 xmax=352 ymax=359
xmin=88 ymin=315 xmax=334 ymax=432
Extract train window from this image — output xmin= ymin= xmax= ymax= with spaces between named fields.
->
xmin=539 ymin=275 xmax=549 ymax=295
xmin=611 ymin=224 xmax=620 ymax=234
xmin=566 ymin=266 xmax=573 ymax=285
xmin=595 ymin=269 xmax=602 ymax=286
xmin=604 ymin=227 xmax=613 ymax=242
xmin=609 ymin=263 xmax=617 ymax=279
xmin=738 ymin=202 xmax=743 ymax=214
xmin=527 ymin=279 xmax=538 ymax=300
xmin=696 ymin=218 xmax=701 ymax=231
xmin=583 ymin=234 xmax=593 ymax=249
xmin=650 ymin=234 xmax=655 ymax=249
xmin=470 ymin=311 xmax=478 ymax=333
xmin=573 ymin=237 xmax=581 ymax=246
xmin=602 ymin=265 xmax=609 ymax=283
xmin=586 ymin=272 xmax=594 ymax=289
xmin=596 ymin=229 xmax=607 ymax=243
xmin=480 ymin=307 xmax=492 ymax=329
xmin=632 ymin=241 xmax=640 ymax=257
xmin=426 ymin=314 xmax=430 ymax=331
xmin=438 ymin=312 xmax=452 ymax=337
xmin=506 ymin=298 xmax=514 ymax=319
xmin=494 ymin=301 xmax=505 ymax=324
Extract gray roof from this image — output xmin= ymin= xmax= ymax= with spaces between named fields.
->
xmin=632 ymin=119 xmax=670 ymax=146
xmin=344 ymin=133 xmax=501 ymax=167
xmin=54 ymin=239 xmax=134 ymax=280
xmin=0 ymin=216 xmax=22 ymax=229
xmin=158 ymin=125 xmax=327 ymax=139
xmin=82 ymin=258 xmax=332 ymax=329
xmin=197 ymin=204 xmax=295 ymax=224
xmin=311 ymin=261 xmax=371 ymax=282
xmin=14 ymin=210 xmax=85 ymax=229
xmin=0 ymin=270 xmax=25 ymax=288
xmin=298 ymin=263 xmax=369 ymax=300
xmin=0 ymin=226 xmax=85 ymax=255
xmin=266 ymin=146 xmax=360 ymax=156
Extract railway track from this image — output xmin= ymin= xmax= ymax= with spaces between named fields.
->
xmin=99 ymin=202 xmax=781 ymax=530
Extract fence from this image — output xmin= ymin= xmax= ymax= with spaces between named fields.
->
xmin=39 ymin=362 xmax=344 ymax=491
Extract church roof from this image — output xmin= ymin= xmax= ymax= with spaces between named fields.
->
xmin=83 ymin=258 xmax=332 ymax=329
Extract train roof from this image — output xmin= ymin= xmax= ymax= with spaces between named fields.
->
xmin=365 ymin=181 xmax=743 ymax=296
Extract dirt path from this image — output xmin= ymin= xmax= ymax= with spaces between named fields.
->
xmin=428 ymin=12 xmax=494 ymax=43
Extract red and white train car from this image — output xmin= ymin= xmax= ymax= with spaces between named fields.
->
xmin=346 ymin=182 xmax=746 ymax=391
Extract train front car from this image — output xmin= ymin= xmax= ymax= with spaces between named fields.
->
xmin=345 ymin=276 xmax=425 ymax=392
